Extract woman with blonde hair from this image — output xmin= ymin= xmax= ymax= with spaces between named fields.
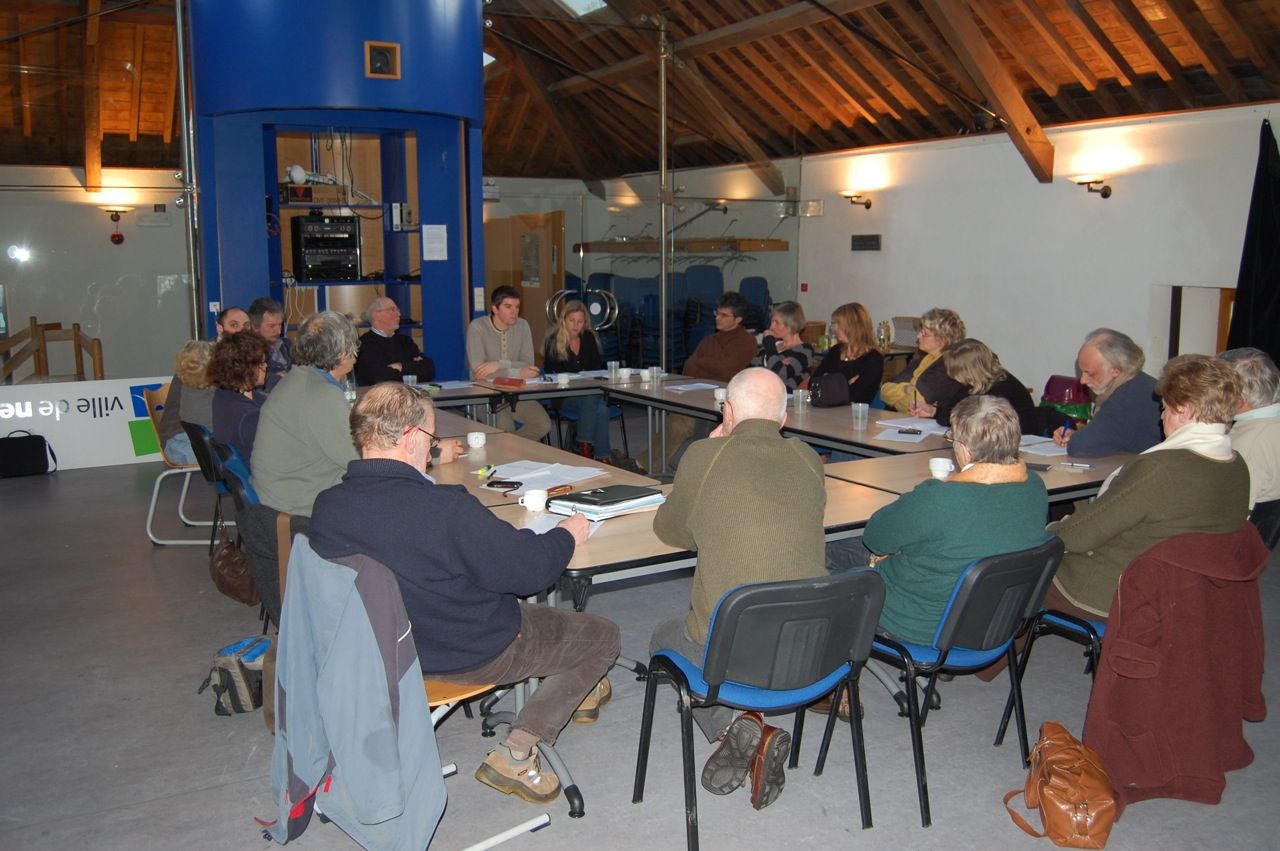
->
xmin=158 ymin=340 xmax=215 ymax=464
xmin=543 ymin=300 xmax=626 ymax=465
xmin=812 ymin=302 xmax=883 ymax=404
xmin=911 ymin=338 xmax=1038 ymax=434
xmin=879 ymin=307 xmax=966 ymax=412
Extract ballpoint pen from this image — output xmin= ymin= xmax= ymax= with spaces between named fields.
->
xmin=1061 ymin=418 xmax=1074 ymax=437
xmin=1061 ymin=462 xmax=1093 ymax=469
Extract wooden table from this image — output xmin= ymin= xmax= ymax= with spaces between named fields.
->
xmin=824 ymin=449 xmax=1132 ymax=504
xmin=781 ymin=407 xmax=953 ymax=457
xmin=431 ymin=431 xmax=659 ymax=507
xmin=434 ymin=408 xmax=501 ymax=438
xmin=492 ymin=477 xmax=898 ymax=610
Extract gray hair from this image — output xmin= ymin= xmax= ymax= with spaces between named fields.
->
xmin=726 ymin=367 xmax=788 ymax=423
xmin=293 ymin=311 xmax=358 ymax=371
xmin=1218 ymin=347 xmax=1280 ymax=409
xmin=920 ymin=308 xmax=966 ymax=346
xmin=247 ymin=297 xmax=284 ymax=327
xmin=364 ymin=296 xmax=396 ymax=323
xmin=950 ymin=395 xmax=1021 ymax=464
xmin=1083 ymin=328 xmax=1144 ymax=378
xmin=770 ymin=301 xmax=806 ymax=335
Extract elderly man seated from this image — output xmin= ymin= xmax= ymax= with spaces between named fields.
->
xmin=354 ymin=296 xmax=436 ymax=386
xmin=310 ymin=383 xmax=620 ymax=805
xmin=651 ymin=367 xmax=826 ymax=809
xmin=1052 ymin=328 xmax=1161 ymax=456
xmin=1220 ymin=347 xmax=1280 ymax=511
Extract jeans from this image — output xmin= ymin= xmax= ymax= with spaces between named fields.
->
xmin=649 ymin=616 xmax=735 ymax=742
xmin=825 ymin=537 xmax=874 ymax=574
xmin=431 ymin=603 xmax=619 ymax=745
xmin=163 ymin=433 xmax=196 ymax=465
xmin=558 ymin=395 xmax=612 ymax=456
xmin=496 ymin=399 xmax=551 ymax=443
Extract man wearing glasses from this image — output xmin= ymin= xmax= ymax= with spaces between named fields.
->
xmin=310 ymin=383 xmax=620 ymax=805
xmin=354 ymin=296 xmax=436 ymax=386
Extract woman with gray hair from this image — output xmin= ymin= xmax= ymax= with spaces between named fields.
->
xmin=1219 ymin=347 xmax=1280 ymax=510
xmin=751 ymin=300 xmax=815 ymax=390
xmin=826 ymin=395 xmax=1049 ymax=642
xmin=880 ymin=307 xmax=967 ymax=412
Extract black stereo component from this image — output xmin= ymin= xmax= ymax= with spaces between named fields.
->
xmin=291 ymin=216 xmax=360 ymax=282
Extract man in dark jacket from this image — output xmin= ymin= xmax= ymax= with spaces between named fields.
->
xmin=310 ymin=383 xmax=619 ymax=805
xmin=354 ymin=296 xmax=436 ymax=386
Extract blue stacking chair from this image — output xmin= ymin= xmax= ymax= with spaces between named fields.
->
xmin=993 ymin=609 xmax=1106 ymax=750
xmin=864 ymin=537 xmax=1063 ymax=827
xmin=181 ymin=422 xmax=233 ymax=552
xmin=546 ymin=401 xmax=629 ymax=456
xmin=634 ymin=570 xmax=885 ymax=850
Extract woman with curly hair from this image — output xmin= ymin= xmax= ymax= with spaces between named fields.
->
xmin=208 ymin=331 xmax=271 ymax=463
xmin=879 ymin=307 xmax=966 ymax=412
xmin=158 ymin=341 xmax=214 ymax=464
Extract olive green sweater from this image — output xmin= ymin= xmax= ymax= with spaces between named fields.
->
xmin=653 ymin=419 xmax=826 ymax=644
xmin=1049 ymin=449 xmax=1250 ymax=615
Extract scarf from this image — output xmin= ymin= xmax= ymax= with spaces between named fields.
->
xmin=1097 ymin=421 xmax=1232 ymax=495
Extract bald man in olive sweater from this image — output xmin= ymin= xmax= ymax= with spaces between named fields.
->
xmin=650 ymin=367 xmax=826 ymax=805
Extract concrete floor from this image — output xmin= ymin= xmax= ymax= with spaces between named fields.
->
xmin=1 ymin=461 xmax=1277 ymax=850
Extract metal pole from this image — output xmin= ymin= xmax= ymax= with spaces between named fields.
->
xmin=173 ymin=0 xmax=201 ymax=339
xmin=657 ymin=18 xmax=668 ymax=372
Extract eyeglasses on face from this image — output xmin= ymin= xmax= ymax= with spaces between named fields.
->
xmin=403 ymin=425 xmax=439 ymax=450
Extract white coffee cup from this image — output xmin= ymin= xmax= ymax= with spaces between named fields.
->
xmin=618 ymin=367 xmax=634 ymax=380
xmin=928 ymin=457 xmax=956 ymax=479
xmin=556 ymin=372 xmax=572 ymax=387
xmin=401 ymin=374 xmax=417 ymax=387
xmin=713 ymin=387 xmax=728 ymax=404
xmin=851 ymin=402 xmax=869 ymax=430
xmin=519 ymin=488 xmax=549 ymax=512
xmin=466 ymin=431 xmax=486 ymax=449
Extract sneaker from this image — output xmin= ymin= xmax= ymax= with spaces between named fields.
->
xmin=701 ymin=711 xmax=764 ymax=795
xmin=571 ymin=677 xmax=612 ymax=723
xmin=475 ymin=745 xmax=561 ymax=803
xmin=748 ymin=724 xmax=792 ymax=810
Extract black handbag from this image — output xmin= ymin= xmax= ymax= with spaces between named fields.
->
xmin=0 ymin=430 xmax=57 ymax=477
xmin=810 ymin=373 xmax=851 ymax=408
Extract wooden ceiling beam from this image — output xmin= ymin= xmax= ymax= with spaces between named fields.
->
xmin=1157 ymin=0 xmax=1246 ymax=101
xmin=803 ymin=27 xmax=904 ymax=143
xmin=548 ymin=0 xmax=882 ymax=97
xmin=811 ymin=26 xmax=928 ymax=139
xmin=1011 ymin=0 xmax=1098 ymax=89
xmin=838 ymin=18 xmax=951 ymax=136
xmin=128 ymin=25 xmax=143 ymax=142
xmin=1194 ymin=0 xmax=1269 ymax=70
xmin=921 ymin=0 xmax=1054 ymax=182
xmin=861 ymin=7 xmax=975 ymax=125
xmin=518 ymin=122 xmax=550 ymax=175
xmin=1060 ymin=0 xmax=1154 ymax=111
xmin=84 ymin=0 xmax=101 ymax=191
xmin=969 ymin=1 xmax=1085 ymax=121
xmin=1101 ymin=0 xmax=1197 ymax=108
xmin=161 ymin=30 xmax=177 ymax=143
xmin=890 ymin=0 xmax=982 ymax=94
xmin=779 ymin=30 xmax=883 ymax=136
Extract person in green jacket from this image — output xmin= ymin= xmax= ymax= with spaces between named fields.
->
xmin=827 ymin=395 xmax=1049 ymax=643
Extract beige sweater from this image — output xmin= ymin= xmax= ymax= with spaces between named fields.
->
xmin=653 ymin=418 xmax=827 ymax=644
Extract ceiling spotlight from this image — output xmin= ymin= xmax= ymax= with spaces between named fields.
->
xmin=7 ymin=245 xmax=31 ymax=262
xmin=1072 ymin=174 xmax=1112 ymax=199
xmin=839 ymin=189 xmax=872 ymax=209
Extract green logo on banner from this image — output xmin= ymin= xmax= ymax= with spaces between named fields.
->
xmin=129 ymin=418 xmax=160 ymax=456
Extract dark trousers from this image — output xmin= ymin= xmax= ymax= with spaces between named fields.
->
xmin=431 ymin=603 xmax=619 ymax=745
xmin=649 ymin=616 xmax=736 ymax=742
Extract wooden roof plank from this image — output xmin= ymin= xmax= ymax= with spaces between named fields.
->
xmin=862 ymin=7 xmax=976 ymax=124
xmin=1157 ymin=0 xmax=1246 ymax=101
xmin=128 ymin=26 xmax=143 ymax=142
xmin=84 ymin=0 xmax=101 ymax=191
xmin=1011 ymin=0 xmax=1099 ymax=89
xmin=921 ymin=0 xmax=1054 ymax=182
xmin=835 ymin=17 xmax=951 ymax=135
xmin=809 ymin=25 xmax=927 ymax=139
xmin=679 ymin=56 xmax=788 ymax=194
xmin=782 ymin=29 xmax=884 ymax=129
xmin=1101 ymin=0 xmax=1197 ymax=107
xmin=1194 ymin=0 xmax=1269 ymax=70
xmin=969 ymin=1 xmax=1085 ymax=120
xmin=1060 ymin=0 xmax=1154 ymax=110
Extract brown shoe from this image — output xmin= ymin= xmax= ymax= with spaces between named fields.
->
xmin=806 ymin=690 xmax=856 ymax=722
xmin=571 ymin=677 xmax=612 ymax=723
xmin=576 ymin=441 xmax=594 ymax=458
xmin=748 ymin=724 xmax=792 ymax=810
xmin=701 ymin=711 xmax=763 ymax=795
xmin=475 ymin=745 xmax=561 ymax=803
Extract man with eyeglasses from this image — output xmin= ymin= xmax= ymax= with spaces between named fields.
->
xmin=311 ymin=382 xmax=619 ymax=805
xmin=642 ymin=291 xmax=757 ymax=472
xmin=354 ymin=296 xmax=436 ymax=386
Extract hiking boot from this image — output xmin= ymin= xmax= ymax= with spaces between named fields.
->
xmin=748 ymin=724 xmax=792 ymax=810
xmin=806 ymin=690 xmax=860 ymax=722
xmin=611 ymin=449 xmax=642 ymax=473
xmin=701 ymin=711 xmax=763 ymax=795
xmin=475 ymin=745 xmax=561 ymax=803
xmin=572 ymin=677 xmax=612 ymax=723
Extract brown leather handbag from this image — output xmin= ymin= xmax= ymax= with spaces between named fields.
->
xmin=210 ymin=525 xmax=260 ymax=606
xmin=1005 ymin=720 xmax=1117 ymax=849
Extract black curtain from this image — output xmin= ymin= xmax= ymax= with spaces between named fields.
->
xmin=1227 ymin=119 xmax=1280 ymax=361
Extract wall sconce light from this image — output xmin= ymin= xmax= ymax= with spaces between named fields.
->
xmin=1072 ymin=174 xmax=1112 ymax=199
xmin=839 ymin=189 xmax=872 ymax=209
xmin=100 ymin=205 xmax=134 ymax=245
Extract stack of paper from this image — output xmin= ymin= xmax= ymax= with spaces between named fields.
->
xmin=547 ymin=485 xmax=666 ymax=520
xmin=490 ymin=461 xmax=606 ymax=495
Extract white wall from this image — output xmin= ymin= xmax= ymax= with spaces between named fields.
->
xmin=489 ymin=102 xmax=1276 ymax=390
xmin=0 ymin=167 xmax=191 ymax=379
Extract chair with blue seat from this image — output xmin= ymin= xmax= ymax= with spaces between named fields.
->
xmin=633 ymin=569 xmax=886 ymax=850
xmin=993 ymin=608 xmax=1105 ymax=750
xmin=181 ymin=422 xmax=233 ymax=552
xmin=863 ymin=537 xmax=1063 ymax=828
xmin=545 ymin=400 xmax=629 ymax=456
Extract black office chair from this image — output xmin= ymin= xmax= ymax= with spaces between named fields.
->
xmin=634 ymin=570 xmax=886 ymax=851
xmin=866 ymin=537 xmax=1064 ymax=827
xmin=180 ymin=421 xmax=231 ymax=552
xmin=1249 ymin=498 xmax=1280 ymax=550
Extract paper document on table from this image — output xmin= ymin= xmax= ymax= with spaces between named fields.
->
xmin=547 ymin=372 xmax=583 ymax=381
xmin=666 ymin=382 xmax=719 ymax=392
xmin=1020 ymin=435 xmax=1054 ymax=446
xmin=491 ymin=461 xmax=607 ymax=494
xmin=874 ymin=429 xmax=929 ymax=444
xmin=434 ymin=380 xmax=475 ymax=390
xmin=579 ymin=369 xmax=610 ymax=378
xmin=1022 ymin=442 xmax=1069 ymax=457
xmin=878 ymin=416 xmax=949 ymax=436
xmin=522 ymin=513 xmax=602 ymax=538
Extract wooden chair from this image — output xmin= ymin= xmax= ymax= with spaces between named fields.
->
xmin=143 ymin=385 xmax=209 ymax=546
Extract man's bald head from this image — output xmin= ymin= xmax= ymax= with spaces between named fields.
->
xmin=726 ymin=367 xmax=788 ymax=424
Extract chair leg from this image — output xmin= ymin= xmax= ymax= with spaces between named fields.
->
xmin=678 ymin=689 xmax=700 ymax=851
xmin=632 ymin=663 xmax=661 ymax=803
xmin=901 ymin=661 xmax=932 ymax=828
xmin=814 ymin=683 xmax=842 ymax=777
xmin=175 ymin=473 xmax=215 ymax=527
xmin=1006 ymin=644 xmax=1033 ymax=765
xmin=208 ymin=496 xmax=222 ymax=554
xmin=147 ymin=469 xmax=205 ymax=546
xmin=847 ymin=676 xmax=873 ymax=830
xmin=789 ymin=707 xmax=805 ymax=769
xmin=618 ymin=406 xmax=630 ymax=456
xmin=996 ymin=629 xmax=1040 ymax=747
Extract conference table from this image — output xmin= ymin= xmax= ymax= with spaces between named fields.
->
xmin=434 ymin=408 xmax=502 ymax=438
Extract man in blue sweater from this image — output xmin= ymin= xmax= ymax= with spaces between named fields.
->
xmin=310 ymin=383 xmax=619 ymax=804
xmin=1053 ymin=328 xmax=1161 ymax=456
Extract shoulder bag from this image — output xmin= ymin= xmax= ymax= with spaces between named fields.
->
xmin=810 ymin=373 xmax=850 ymax=408
xmin=1005 ymin=720 xmax=1117 ymax=849
xmin=210 ymin=524 xmax=260 ymax=606
xmin=0 ymin=430 xmax=57 ymax=477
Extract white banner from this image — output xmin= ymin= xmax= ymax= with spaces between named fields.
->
xmin=0 ymin=376 xmax=171 ymax=470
